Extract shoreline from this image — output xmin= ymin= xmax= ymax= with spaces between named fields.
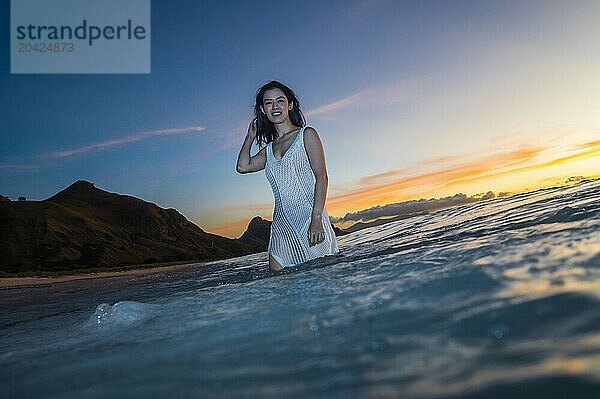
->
xmin=0 ymin=261 xmax=206 ymax=289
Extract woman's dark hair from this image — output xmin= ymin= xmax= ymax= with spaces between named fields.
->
xmin=253 ymin=80 xmax=306 ymax=147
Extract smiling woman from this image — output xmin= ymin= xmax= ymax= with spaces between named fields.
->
xmin=236 ymin=80 xmax=339 ymax=271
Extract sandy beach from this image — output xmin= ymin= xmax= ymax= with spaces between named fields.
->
xmin=0 ymin=261 xmax=205 ymax=289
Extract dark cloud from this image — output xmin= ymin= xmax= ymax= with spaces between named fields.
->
xmin=474 ymin=191 xmax=495 ymax=200
xmin=331 ymin=191 xmax=497 ymax=223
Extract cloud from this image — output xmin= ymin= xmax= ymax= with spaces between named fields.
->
xmin=328 ymin=141 xmax=598 ymax=224
xmin=489 ymin=123 xmax=575 ymax=147
xmin=325 ymin=136 xmax=600 ymax=217
xmin=359 ymin=154 xmax=482 ymax=186
xmin=0 ymin=163 xmax=40 ymax=171
xmin=305 ymin=79 xmax=419 ymax=118
xmin=215 ymin=133 xmax=599 ymax=237
xmin=576 ymin=138 xmax=600 ymax=149
xmin=331 ymin=191 xmax=496 ymax=223
xmin=44 ymin=126 xmax=206 ymax=159
xmin=304 ymin=92 xmax=365 ymax=117
xmin=0 ymin=125 xmax=208 ymax=176
xmin=217 ymin=128 xmax=600 ymax=227
xmin=218 ymin=144 xmax=527 ymax=217
xmin=325 ymin=144 xmax=546 ymax=210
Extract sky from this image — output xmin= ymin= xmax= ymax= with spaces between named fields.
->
xmin=1 ymin=0 xmax=599 ymax=238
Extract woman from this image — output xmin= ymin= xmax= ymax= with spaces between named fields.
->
xmin=236 ymin=80 xmax=339 ymax=271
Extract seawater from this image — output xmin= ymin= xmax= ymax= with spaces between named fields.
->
xmin=1 ymin=179 xmax=599 ymax=398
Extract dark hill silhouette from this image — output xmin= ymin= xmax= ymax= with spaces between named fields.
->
xmin=0 ymin=180 xmax=266 ymax=276
xmin=0 ymin=180 xmax=348 ymax=277
xmin=332 ymin=225 xmax=346 ymax=236
xmin=238 ymin=216 xmax=271 ymax=245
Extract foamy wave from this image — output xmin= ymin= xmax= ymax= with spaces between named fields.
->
xmin=88 ymin=300 xmax=159 ymax=328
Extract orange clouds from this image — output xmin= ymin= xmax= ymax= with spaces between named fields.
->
xmin=324 ymin=144 xmax=545 ymax=211
xmin=330 ymin=139 xmax=599 ymax=214
xmin=215 ymin=136 xmax=599 ymax=238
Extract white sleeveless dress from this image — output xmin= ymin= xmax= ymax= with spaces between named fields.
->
xmin=265 ymin=125 xmax=340 ymax=268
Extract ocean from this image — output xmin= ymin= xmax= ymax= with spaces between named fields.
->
xmin=1 ymin=178 xmax=599 ymax=398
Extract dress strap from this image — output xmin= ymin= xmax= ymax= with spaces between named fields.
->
xmin=300 ymin=125 xmax=309 ymax=142
xmin=266 ymin=141 xmax=272 ymax=162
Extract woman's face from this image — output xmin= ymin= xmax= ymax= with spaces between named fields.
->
xmin=260 ymin=88 xmax=293 ymax=124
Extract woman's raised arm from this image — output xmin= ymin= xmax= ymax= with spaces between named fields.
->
xmin=236 ymin=118 xmax=267 ymax=174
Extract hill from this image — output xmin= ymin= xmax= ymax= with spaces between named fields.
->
xmin=0 ymin=180 xmax=265 ymax=276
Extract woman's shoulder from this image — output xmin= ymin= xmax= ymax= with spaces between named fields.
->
xmin=301 ymin=125 xmax=325 ymax=158
xmin=302 ymin=125 xmax=320 ymax=141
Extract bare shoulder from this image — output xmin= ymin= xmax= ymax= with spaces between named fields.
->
xmin=303 ymin=126 xmax=323 ymax=150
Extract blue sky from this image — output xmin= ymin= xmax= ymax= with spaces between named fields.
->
xmin=1 ymin=0 xmax=599 ymax=238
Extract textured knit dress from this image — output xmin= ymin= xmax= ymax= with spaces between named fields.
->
xmin=265 ymin=125 xmax=340 ymax=268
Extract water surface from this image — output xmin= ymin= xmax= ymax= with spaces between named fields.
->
xmin=1 ymin=179 xmax=600 ymax=398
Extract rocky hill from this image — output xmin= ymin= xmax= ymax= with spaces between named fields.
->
xmin=0 ymin=181 xmax=266 ymax=275
xmin=238 ymin=216 xmax=272 ymax=245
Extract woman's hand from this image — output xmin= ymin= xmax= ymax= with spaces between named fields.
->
xmin=308 ymin=215 xmax=325 ymax=246
xmin=247 ymin=117 xmax=257 ymax=140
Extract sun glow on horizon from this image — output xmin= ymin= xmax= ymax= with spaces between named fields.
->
xmin=207 ymin=132 xmax=600 ymax=238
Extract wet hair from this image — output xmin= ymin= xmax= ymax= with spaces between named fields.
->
xmin=253 ymin=80 xmax=306 ymax=148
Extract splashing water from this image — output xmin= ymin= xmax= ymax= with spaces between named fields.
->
xmin=1 ymin=179 xmax=599 ymax=398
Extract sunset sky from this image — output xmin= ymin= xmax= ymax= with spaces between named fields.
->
xmin=1 ymin=0 xmax=599 ymax=238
